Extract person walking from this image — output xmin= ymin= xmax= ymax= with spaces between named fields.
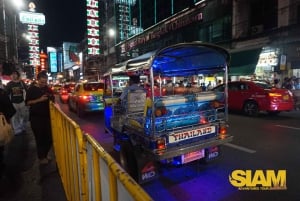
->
xmin=0 ymin=87 xmax=16 ymax=177
xmin=5 ymin=70 xmax=28 ymax=135
xmin=25 ymin=71 xmax=55 ymax=165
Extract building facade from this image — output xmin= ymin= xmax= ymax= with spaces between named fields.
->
xmin=96 ymin=0 xmax=300 ymax=83
xmin=0 ymin=0 xmax=19 ymax=70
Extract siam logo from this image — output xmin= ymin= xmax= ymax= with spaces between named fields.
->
xmin=229 ymin=170 xmax=287 ymax=190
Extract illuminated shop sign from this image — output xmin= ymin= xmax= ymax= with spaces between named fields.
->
xmin=257 ymin=51 xmax=279 ymax=67
xmin=28 ymin=24 xmax=40 ymax=66
xmin=63 ymin=42 xmax=80 ymax=69
xmin=115 ymin=0 xmax=136 ymax=6
xmin=117 ymin=4 xmax=130 ymax=41
xmin=86 ymin=0 xmax=100 ymax=55
xmin=20 ymin=2 xmax=45 ymax=76
xmin=49 ymin=52 xmax=58 ymax=73
xmin=19 ymin=11 xmax=46 ymax=25
xmin=120 ymin=7 xmax=203 ymax=53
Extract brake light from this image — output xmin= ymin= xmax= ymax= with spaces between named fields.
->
xmin=79 ymin=95 xmax=91 ymax=101
xmin=219 ymin=124 xmax=227 ymax=139
xmin=156 ymin=138 xmax=166 ymax=151
xmin=199 ymin=116 xmax=208 ymax=124
xmin=268 ymin=92 xmax=282 ymax=97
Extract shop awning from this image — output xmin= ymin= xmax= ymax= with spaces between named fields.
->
xmin=229 ymin=48 xmax=262 ymax=76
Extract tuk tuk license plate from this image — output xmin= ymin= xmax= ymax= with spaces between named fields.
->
xmin=168 ymin=126 xmax=216 ymax=143
xmin=283 ymin=95 xmax=289 ymax=100
xmin=182 ymin=149 xmax=205 ymax=164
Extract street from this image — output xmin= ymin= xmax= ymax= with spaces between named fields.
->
xmin=58 ymin=101 xmax=300 ymax=201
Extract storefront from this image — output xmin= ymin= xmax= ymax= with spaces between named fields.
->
xmin=229 ymin=48 xmax=262 ymax=80
xmin=255 ymin=46 xmax=280 ymax=81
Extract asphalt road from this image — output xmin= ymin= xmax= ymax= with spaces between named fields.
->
xmin=60 ymin=101 xmax=300 ymax=201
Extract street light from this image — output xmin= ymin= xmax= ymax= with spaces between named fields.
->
xmin=1 ymin=0 xmax=25 ymax=64
xmin=12 ymin=0 xmax=25 ymax=65
xmin=108 ymin=28 xmax=115 ymax=38
xmin=106 ymin=28 xmax=115 ymax=70
xmin=107 ymin=28 xmax=115 ymax=54
xmin=12 ymin=0 xmax=24 ymax=10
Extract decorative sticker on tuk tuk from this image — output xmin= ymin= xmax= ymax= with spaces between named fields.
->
xmin=169 ymin=126 xmax=216 ymax=143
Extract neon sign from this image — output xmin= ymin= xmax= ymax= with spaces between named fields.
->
xmin=28 ymin=24 xmax=40 ymax=66
xmin=86 ymin=0 xmax=100 ymax=55
xmin=19 ymin=11 xmax=45 ymax=25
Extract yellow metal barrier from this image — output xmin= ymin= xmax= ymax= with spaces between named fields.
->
xmin=50 ymin=102 xmax=153 ymax=201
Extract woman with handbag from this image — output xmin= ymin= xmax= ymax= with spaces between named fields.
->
xmin=0 ymin=85 xmax=16 ymax=177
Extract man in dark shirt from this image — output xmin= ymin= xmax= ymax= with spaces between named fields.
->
xmin=25 ymin=71 xmax=55 ymax=165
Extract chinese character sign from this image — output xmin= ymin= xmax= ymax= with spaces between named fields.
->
xmin=28 ymin=24 xmax=40 ymax=66
xmin=86 ymin=0 xmax=100 ymax=55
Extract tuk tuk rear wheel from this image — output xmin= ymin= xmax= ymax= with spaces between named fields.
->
xmin=119 ymin=140 xmax=138 ymax=180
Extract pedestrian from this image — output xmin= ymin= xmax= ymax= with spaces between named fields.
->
xmin=25 ymin=71 xmax=55 ymax=165
xmin=0 ymin=87 xmax=16 ymax=177
xmin=5 ymin=70 xmax=28 ymax=135
xmin=295 ymin=78 xmax=300 ymax=90
xmin=0 ymin=79 xmax=4 ymax=89
xmin=273 ymin=78 xmax=281 ymax=88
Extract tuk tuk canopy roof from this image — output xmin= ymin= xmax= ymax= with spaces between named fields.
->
xmin=124 ymin=42 xmax=230 ymax=77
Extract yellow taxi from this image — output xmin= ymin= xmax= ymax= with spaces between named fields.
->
xmin=68 ymin=82 xmax=104 ymax=117
xmin=51 ymin=83 xmax=62 ymax=94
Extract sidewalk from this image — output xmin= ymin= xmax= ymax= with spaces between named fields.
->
xmin=0 ymin=123 xmax=67 ymax=201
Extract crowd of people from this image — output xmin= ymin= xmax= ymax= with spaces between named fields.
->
xmin=0 ymin=69 xmax=55 ymax=183
xmin=279 ymin=77 xmax=300 ymax=90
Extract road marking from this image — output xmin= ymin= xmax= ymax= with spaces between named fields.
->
xmin=224 ymin=143 xmax=256 ymax=154
xmin=275 ymin=125 xmax=300 ymax=130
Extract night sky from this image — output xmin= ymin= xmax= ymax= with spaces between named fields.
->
xmin=35 ymin=0 xmax=86 ymax=50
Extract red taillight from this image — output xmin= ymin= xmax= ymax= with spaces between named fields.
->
xmin=156 ymin=138 xmax=166 ymax=150
xmin=219 ymin=124 xmax=227 ymax=139
xmin=79 ymin=95 xmax=91 ymax=101
xmin=268 ymin=92 xmax=282 ymax=97
xmin=199 ymin=116 xmax=208 ymax=124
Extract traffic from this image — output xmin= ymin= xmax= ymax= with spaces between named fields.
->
xmin=48 ymin=42 xmax=299 ymax=200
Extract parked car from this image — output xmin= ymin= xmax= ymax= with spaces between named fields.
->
xmin=68 ymin=82 xmax=105 ymax=117
xmin=212 ymin=80 xmax=295 ymax=116
xmin=59 ymin=83 xmax=75 ymax=103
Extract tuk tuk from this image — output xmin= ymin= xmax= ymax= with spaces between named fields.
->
xmin=105 ymin=42 xmax=233 ymax=183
